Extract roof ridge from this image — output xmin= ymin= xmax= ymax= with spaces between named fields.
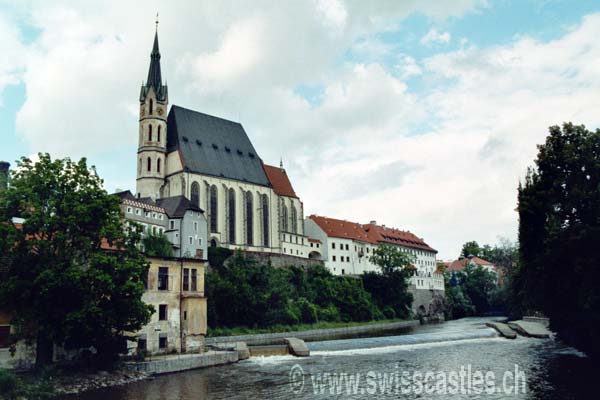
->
xmin=171 ymin=104 xmax=242 ymax=126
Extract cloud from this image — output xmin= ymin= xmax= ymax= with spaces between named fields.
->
xmin=0 ymin=14 xmax=27 ymax=105
xmin=420 ymin=28 xmax=451 ymax=45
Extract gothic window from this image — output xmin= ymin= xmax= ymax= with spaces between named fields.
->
xmin=157 ymin=158 xmax=161 ymax=173
xmin=228 ymin=188 xmax=236 ymax=243
xmin=148 ymin=124 xmax=153 ymax=141
xmin=147 ymin=157 xmax=151 ymax=172
xmin=245 ymin=191 xmax=253 ymax=246
xmin=157 ymin=125 xmax=161 ymax=142
xmin=291 ymin=204 xmax=298 ymax=233
xmin=281 ymin=203 xmax=288 ymax=232
xmin=191 ymin=182 xmax=200 ymax=207
xmin=149 ymin=99 xmax=153 ymax=115
xmin=262 ymin=194 xmax=269 ymax=247
xmin=210 ymin=185 xmax=218 ymax=233
xmin=138 ymin=158 xmax=142 ymax=174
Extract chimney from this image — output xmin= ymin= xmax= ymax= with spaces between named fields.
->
xmin=0 ymin=161 xmax=10 ymax=192
xmin=369 ymin=220 xmax=377 ymax=225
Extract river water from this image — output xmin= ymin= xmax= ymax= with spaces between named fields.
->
xmin=65 ymin=317 xmax=597 ymax=399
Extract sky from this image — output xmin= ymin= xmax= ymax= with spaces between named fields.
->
xmin=1 ymin=0 xmax=600 ymax=260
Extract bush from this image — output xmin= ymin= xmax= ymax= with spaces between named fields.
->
xmin=0 ymin=369 xmax=20 ymax=399
xmin=296 ymin=298 xmax=318 ymax=324
xmin=318 ymin=304 xmax=340 ymax=322
xmin=382 ymin=306 xmax=396 ymax=319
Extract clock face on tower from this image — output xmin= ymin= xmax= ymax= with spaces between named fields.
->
xmin=157 ymin=107 xmax=164 ymax=116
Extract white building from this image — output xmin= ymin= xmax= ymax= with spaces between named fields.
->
xmin=305 ymin=216 xmax=444 ymax=290
xmin=135 ymin=30 xmax=309 ymax=258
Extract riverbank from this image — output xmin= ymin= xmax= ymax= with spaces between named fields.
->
xmin=206 ymin=319 xmax=421 ymax=346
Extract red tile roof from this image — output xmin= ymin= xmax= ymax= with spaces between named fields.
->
xmin=362 ymin=223 xmax=437 ymax=253
xmin=308 ymin=215 xmax=372 ymax=243
xmin=263 ymin=164 xmax=297 ymax=198
xmin=446 ymin=256 xmax=494 ymax=272
xmin=470 ymin=256 xmax=493 ymax=266
xmin=308 ymin=238 xmax=321 ymax=243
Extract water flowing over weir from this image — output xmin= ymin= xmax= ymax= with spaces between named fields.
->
xmin=64 ymin=318 xmax=599 ymax=400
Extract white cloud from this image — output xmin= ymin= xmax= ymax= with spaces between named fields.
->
xmin=0 ymin=14 xmax=27 ymax=105
xmin=420 ymin=28 xmax=451 ymax=45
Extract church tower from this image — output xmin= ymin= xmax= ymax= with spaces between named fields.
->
xmin=136 ymin=27 xmax=168 ymax=199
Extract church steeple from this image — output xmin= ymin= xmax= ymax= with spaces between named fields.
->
xmin=140 ymin=27 xmax=168 ymax=102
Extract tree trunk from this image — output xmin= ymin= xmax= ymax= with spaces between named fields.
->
xmin=35 ymin=331 xmax=53 ymax=369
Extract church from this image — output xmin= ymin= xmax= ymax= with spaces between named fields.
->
xmin=135 ymin=30 xmax=310 ymax=258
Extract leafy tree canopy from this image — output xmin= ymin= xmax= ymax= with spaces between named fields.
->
xmin=0 ymin=154 xmax=153 ymax=368
xmin=369 ymin=244 xmax=414 ymax=276
xmin=142 ymin=231 xmax=173 ymax=258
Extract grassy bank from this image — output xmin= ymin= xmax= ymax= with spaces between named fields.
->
xmin=207 ymin=318 xmax=414 ymax=337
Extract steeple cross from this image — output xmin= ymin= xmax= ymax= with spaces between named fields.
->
xmin=155 ymin=13 xmax=159 ymax=31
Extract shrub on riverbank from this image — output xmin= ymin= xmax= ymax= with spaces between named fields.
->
xmin=444 ymin=264 xmax=496 ymax=319
xmin=0 ymin=369 xmax=56 ymax=400
xmin=205 ymin=249 xmax=412 ymax=330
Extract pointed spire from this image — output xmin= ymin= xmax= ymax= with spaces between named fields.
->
xmin=140 ymin=19 xmax=167 ymax=103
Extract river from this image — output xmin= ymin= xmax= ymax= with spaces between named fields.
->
xmin=64 ymin=317 xmax=598 ymax=399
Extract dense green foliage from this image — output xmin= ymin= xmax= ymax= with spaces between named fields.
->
xmin=206 ymin=246 xmax=414 ymax=330
xmin=444 ymin=264 xmax=497 ymax=319
xmin=141 ymin=231 xmax=173 ymax=257
xmin=459 ymin=238 xmax=518 ymax=268
xmin=0 ymin=369 xmax=55 ymax=400
xmin=0 ymin=154 xmax=153 ymax=368
xmin=514 ymin=123 xmax=600 ymax=358
xmin=363 ymin=244 xmax=414 ymax=319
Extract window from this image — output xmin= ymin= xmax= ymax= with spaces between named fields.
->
xmin=147 ymin=157 xmax=152 ymax=172
xmin=191 ymin=269 xmax=197 ymax=291
xmin=245 ymin=191 xmax=253 ymax=245
xmin=194 ymin=222 xmax=198 ymax=232
xmin=157 ymin=125 xmax=161 ymax=142
xmin=157 ymin=158 xmax=161 ymax=173
xmin=346 ymin=244 xmax=349 ymax=250
xmin=333 ymin=256 xmax=336 ymax=261
xmin=189 ymin=236 xmax=193 ymax=245
xmin=138 ymin=158 xmax=142 ymax=174
xmin=137 ymin=337 xmax=147 ymax=351
xmin=0 ymin=325 xmax=10 ymax=348
xmin=158 ymin=267 xmax=169 ymax=290
xmin=191 ymin=182 xmax=200 ymax=207
xmin=281 ymin=203 xmax=288 ymax=232
xmin=332 ymin=243 xmax=336 ymax=249
xmin=159 ymin=304 xmax=167 ymax=321
xmin=228 ymin=188 xmax=236 ymax=243
xmin=183 ymin=268 xmax=189 ymax=291
xmin=184 ymin=311 xmax=187 ymax=320
xmin=149 ymin=99 xmax=153 ymax=114
xmin=170 ymin=220 xmax=175 ymax=230
xmin=159 ymin=334 xmax=167 ymax=349
xmin=342 ymin=269 xmax=345 ymax=275
xmin=210 ymin=185 xmax=218 ymax=233
xmin=148 ymin=124 xmax=153 ymax=141
xmin=262 ymin=194 xmax=269 ymax=247
xmin=291 ymin=205 xmax=298 ymax=233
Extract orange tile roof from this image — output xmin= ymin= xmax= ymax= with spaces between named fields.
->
xmin=447 ymin=258 xmax=469 ymax=272
xmin=470 ymin=256 xmax=493 ymax=265
xmin=263 ymin=164 xmax=297 ymax=198
xmin=362 ymin=223 xmax=437 ymax=253
xmin=308 ymin=215 xmax=372 ymax=243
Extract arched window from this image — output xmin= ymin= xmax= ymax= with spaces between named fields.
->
xmin=147 ymin=157 xmax=151 ymax=172
xmin=281 ymin=203 xmax=288 ymax=232
xmin=148 ymin=124 xmax=153 ymax=141
xmin=149 ymin=99 xmax=153 ymax=115
xmin=157 ymin=125 xmax=161 ymax=142
xmin=291 ymin=204 xmax=298 ymax=233
xmin=245 ymin=191 xmax=253 ymax=246
xmin=262 ymin=194 xmax=269 ymax=247
xmin=190 ymin=182 xmax=200 ymax=207
xmin=210 ymin=185 xmax=218 ymax=233
xmin=228 ymin=188 xmax=236 ymax=244
xmin=157 ymin=158 xmax=161 ymax=173
xmin=138 ymin=158 xmax=142 ymax=174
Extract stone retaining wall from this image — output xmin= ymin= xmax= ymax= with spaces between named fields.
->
xmin=205 ymin=320 xmax=420 ymax=346
xmin=124 ymin=350 xmax=238 ymax=375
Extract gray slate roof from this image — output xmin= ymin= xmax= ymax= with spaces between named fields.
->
xmin=166 ymin=105 xmax=270 ymax=187
xmin=156 ymin=195 xmax=203 ymax=219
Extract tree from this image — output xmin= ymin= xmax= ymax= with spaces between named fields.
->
xmin=142 ymin=231 xmax=173 ymax=257
xmin=515 ymin=123 xmax=600 ymax=357
xmin=369 ymin=244 xmax=414 ymax=275
xmin=0 ymin=154 xmax=153 ymax=368
xmin=460 ymin=241 xmax=481 ymax=258
xmin=363 ymin=244 xmax=414 ymax=319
